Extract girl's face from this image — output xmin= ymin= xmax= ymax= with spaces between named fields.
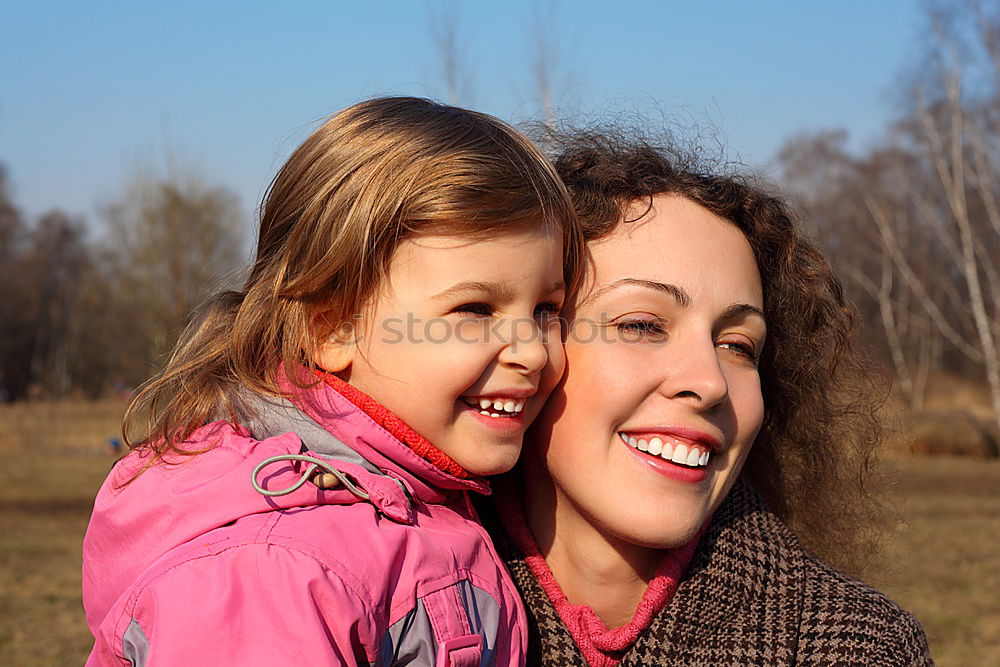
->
xmin=318 ymin=226 xmax=567 ymax=476
xmin=525 ymin=194 xmax=766 ymax=549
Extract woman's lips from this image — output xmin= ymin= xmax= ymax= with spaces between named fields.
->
xmin=617 ymin=429 xmax=720 ymax=468
xmin=618 ymin=432 xmax=712 ymax=483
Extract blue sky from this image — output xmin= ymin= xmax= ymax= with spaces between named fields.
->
xmin=2 ymin=0 xmax=923 ymax=225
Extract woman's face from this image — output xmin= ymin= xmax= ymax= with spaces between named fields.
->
xmin=525 ymin=194 xmax=766 ymax=550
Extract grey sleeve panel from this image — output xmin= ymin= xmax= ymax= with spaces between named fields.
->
xmin=122 ymin=618 xmax=149 ymax=667
xmin=377 ymin=580 xmax=500 ymax=666
xmin=377 ymin=597 xmax=437 ymax=666
xmin=458 ymin=580 xmax=500 ymax=665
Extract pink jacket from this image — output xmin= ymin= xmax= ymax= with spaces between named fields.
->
xmin=82 ymin=377 xmax=527 ymax=666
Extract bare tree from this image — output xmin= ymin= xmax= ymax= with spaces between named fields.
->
xmin=903 ymin=1 xmax=1000 ymax=431
xmin=102 ymin=169 xmax=246 ymax=384
xmin=530 ymin=0 xmax=560 ymax=127
xmin=25 ymin=211 xmax=92 ymax=396
xmin=426 ymin=0 xmax=473 ymax=105
xmin=0 ymin=165 xmax=34 ymax=401
xmin=777 ymin=134 xmax=940 ymax=410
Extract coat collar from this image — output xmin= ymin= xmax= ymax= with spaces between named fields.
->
xmin=481 ymin=476 xmax=808 ymax=665
xmin=624 ymin=476 xmax=805 ymax=663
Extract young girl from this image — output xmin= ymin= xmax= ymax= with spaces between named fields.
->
xmin=82 ymin=97 xmax=582 ymax=666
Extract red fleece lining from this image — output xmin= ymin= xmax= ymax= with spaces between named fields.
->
xmin=497 ymin=493 xmax=702 ymax=666
xmin=315 ymin=370 xmax=471 ymax=479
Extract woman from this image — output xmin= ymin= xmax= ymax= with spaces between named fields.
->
xmin=480 ymin=129 xmax=932 ymax=665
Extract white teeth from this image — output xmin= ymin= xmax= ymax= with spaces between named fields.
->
xmin=620 ymin=433 xmax=712 ymax=468
xmin=471 ymin=397 xmax=527 ymax=414
xmin=480 ymin=410 xmax=490 ymax=415
xmin=491 ymin=412 xmax=500 ymax=417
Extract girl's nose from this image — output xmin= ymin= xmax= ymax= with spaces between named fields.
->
xmin=497 ymin=317 xmax=549 ymax=376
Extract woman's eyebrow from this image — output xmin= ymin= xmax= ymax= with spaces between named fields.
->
xmin=720 ymin=302 xmax=766 ymax=321
xmin=590 ymin=278 xmax=691 ymax=306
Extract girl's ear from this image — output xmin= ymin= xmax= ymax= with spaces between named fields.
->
xmin=311 ymin=314 xmax=361 ymax=373
xmin=314 ymin=334 xmax=356 ymax=373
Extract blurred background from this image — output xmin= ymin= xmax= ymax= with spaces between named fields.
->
xmin=1 ymin=1 xmax=997 ymax=664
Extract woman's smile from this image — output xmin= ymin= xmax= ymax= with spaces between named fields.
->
xmin=618 ymin=430 xmax=716 ymax=468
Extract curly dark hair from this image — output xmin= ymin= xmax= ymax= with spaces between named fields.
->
xmin=545 ymin=126 xmax=888 ymax=575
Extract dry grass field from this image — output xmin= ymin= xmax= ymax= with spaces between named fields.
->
xmin=0 ymin=400 xmax=998 ymax=665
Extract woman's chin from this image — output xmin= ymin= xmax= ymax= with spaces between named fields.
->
xmin=618 ymin=519 xmax=704 ymax=551
xmin=601 ymin=500 xmax=709 ymax=551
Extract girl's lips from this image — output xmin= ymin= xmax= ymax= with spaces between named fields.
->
xmin=457 ymin=400 xmax=528 ymax=433
xmin=461 ymin=396 xmax=527 ymax=414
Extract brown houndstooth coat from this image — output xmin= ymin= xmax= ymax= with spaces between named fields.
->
xmin=479 ymin=476 xmax=933 ymax=666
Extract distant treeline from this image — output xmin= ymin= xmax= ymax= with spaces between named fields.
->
xmin=0 ymin=166 xmax=245 ymax=402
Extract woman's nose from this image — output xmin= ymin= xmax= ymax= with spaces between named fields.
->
xmin=658 ymin=337 xmax=729 ymax=409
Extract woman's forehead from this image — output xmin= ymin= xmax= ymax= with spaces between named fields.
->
xmin=581 ymin=195 xmax=762 ymax=308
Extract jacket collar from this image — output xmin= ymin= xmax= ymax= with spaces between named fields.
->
xmin=276 ymin=365 xmax=491 ymax=504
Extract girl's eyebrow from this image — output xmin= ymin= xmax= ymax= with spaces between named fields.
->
xmin=431 ymin=280 xmax=516 ymax=302
xmin=432 ymin=280 xmax=566 ymax=302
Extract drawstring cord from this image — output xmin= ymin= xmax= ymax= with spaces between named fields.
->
xmin=251 ymin=454 xmax=370 ymax=501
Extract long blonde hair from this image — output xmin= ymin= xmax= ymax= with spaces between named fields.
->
xmin=123 ymin=97 xmax=582 ymax=457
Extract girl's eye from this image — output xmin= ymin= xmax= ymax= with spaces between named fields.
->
xmin=454 ymin=303 xmax=494 ymax=317
xmin=615 ymin=317 xmax=667 ymax=342
xmin=534 ymin=301 xmax=562 ymax=320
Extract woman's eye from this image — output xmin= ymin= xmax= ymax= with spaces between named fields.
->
xmin=718 ymin=340 xmax=758 ymax=363
xmin=615 ymin=318 xmax=667 ymax=342
xmin=454 ymin=303 xmax=494 ymax=317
